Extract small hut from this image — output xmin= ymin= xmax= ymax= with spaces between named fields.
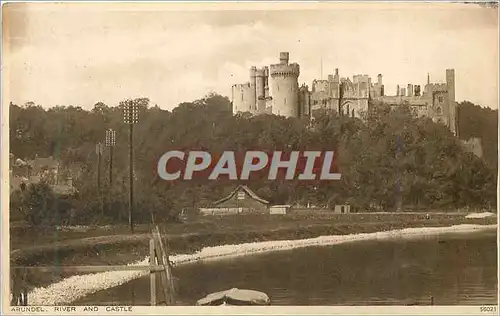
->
xmin=199 ymin=185 xmax=269 ymax=216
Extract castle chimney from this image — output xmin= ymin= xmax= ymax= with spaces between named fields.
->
xmin=414 ymin=85 xmax=421 ymax=96
xmin=279 ymin=52 xmax=289 ymax=65
xmin=396 ymin=84 xmax=400 ymax=96
xmin=407 ymin=84 xmax=414 ymax=97
xmin=377 ymin=74 xmax=383 ymax=85
xmin=333 ymin=68 xmax=339 ymax=82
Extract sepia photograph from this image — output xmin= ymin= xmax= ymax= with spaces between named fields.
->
xmin=2 ymin=1 xmax=498 ymax=314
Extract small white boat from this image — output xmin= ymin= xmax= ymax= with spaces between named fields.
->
xmin=196 ymin=288 xmax=271 ymax=306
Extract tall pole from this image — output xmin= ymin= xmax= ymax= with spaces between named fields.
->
xmin=129 ymin=122 xmax=134 ymax=233
xmin=123 ymin=100 xmax=139 ymax=233
xmin=109 ymin=145 xmax=113 ymax=188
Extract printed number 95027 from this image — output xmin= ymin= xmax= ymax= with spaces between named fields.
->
xmin=480 ymin=306 xmax=497 ymax=312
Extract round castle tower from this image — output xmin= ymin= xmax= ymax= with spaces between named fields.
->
xmin=269 ymin=52 xmax=300 ymax=117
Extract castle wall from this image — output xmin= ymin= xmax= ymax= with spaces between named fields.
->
xmin=299 ymin=85 xmax=311 ymax=117
xmin=373 ymin=95 xmax=431 ymax=117
xmin=461 ymin=137 xmax=483 ymax=158
xmin=429 ymin=91 xmax=450 ymax=125
xmin=312 ymin=80 xmax=329 ymax=93
xmin=341 ymin=98 xmax=369 ymax=118
xmin=231 ymin=83 xmax=255 ymax=114
xmin=269 ymin=55 xmax=300 ymax=118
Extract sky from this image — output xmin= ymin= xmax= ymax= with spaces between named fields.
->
xmin=2 ymin=2 xmax=499 ymax=110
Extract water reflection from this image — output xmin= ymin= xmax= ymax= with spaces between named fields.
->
xmin=76 ymin=230 xmax=497 ymax=306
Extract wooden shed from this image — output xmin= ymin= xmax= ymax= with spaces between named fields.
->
xmin=334 ymin=204 xmax=351 ymax=214
xmin=199 ymin=185 xmax=270 ymax=216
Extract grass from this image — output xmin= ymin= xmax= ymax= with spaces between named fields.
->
xmin=10 ymin=211 xmax=472 ymax=250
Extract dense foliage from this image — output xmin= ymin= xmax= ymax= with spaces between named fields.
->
xmin=457 ymin=101 xmax=498 ymax=168
xmin=9 ymin=94 xmax=497 ymax=226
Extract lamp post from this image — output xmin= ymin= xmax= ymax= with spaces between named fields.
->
xmin=123 ymin=101 xmax=139 ymax=233
xmin=105 ymin=129 xmax=117 ymax=216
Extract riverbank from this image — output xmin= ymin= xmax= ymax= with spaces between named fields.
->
xmin=26 ymin=223 xmax=497 ymax=306
xmin=11 ymin=213 xmax=497 ymax=294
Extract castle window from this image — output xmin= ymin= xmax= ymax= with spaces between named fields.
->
xmin=437 ymin=107 xmax=442 ymax=115
xmin=241 ymin=93 xmax=244 ymax=101
xmin=352 ymin=109 xmax=355 ymax=118
xmin=438 ymin=96 xmax=444 ymax=103
xmin=284 ymin=98 xmax=287 ymax=104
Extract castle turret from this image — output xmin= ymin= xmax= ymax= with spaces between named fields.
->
xmin=400 ymin=87 xmax=406 ymax=97
xmin=446 ymin=69 xmax=457 ymax=136
xmin=299 ymin=84 xmax=311 ymax=117
xmin=270 ymin=52 xmax=300 ymax=117
xmin=377 ymin=74 xmax=383 ymax=86
xmin=280 ymin=52 xmax=289 ymax=65
xmin=255 ymin=67 xmax=268 ymax=113
xmin=249 ymin=66 xmax=257 ymax=112
xmin=231 ymin=83 xmax=253 ymax=114
xmin=396 ymin=84 xmax=400 ymax=96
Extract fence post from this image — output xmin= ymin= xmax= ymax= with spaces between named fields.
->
xmin=159 ymin=227 xmax=176 ymax=303
xmin=153 ymin=228 xmax=171 ymax=305
xmin=149 ymin=238 xmax=157 ymax=306
xmin=22 ymin=287 xmax=28 ymax=306
xmin=11 ymin=268 xmax=28 ymax=306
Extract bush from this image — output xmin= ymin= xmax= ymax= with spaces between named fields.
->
xmin=20 ymin=182 xmax=76 ymax=227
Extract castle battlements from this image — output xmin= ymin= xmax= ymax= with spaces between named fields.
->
xmin=269 ymin=63 xmax=300 ymax=78
xmin=230 ymin=52 xmax=457 ymax=135
xmin=232 ymin=82 xmax=252 ymax=88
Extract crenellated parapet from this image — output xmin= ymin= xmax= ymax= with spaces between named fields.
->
xmin=270 ymin=63 xmax=300 ymax=78
xmin=232 ymin=83 xmax=251 ymax=89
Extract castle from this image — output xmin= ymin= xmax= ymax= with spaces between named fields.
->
xmin=231 ymin=52 xmax=458 ymax=136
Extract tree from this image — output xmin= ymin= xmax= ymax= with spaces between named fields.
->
xmin=9 ymin=95 xmax=497 ymax=225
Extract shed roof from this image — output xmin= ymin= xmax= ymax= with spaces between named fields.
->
xmin=214 ymin=185 xmax=270 ymax=205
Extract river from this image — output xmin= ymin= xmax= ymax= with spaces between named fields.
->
xmin=75 ymin=229 xmax=497 ymax=306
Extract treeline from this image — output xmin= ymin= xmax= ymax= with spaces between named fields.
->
xmin=457 ymin=101 xmax=498 ymax=168
xmin=9 ymin=95 xmax=497 ymax=226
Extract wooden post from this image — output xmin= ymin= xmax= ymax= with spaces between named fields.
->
xmin=11 ymin=268 xmax=28 ymax=306
xmin=160 ymin=229 xmax=176 ymax=302
xmin=10 ymin=269 xmax=20 ymax=306
xmin=22 ymin=287 xmax=28 ymax=306
xmin=153 ymin=227 xmax=175 ymax=305
xmin=149 ymin=238 xmax=157 ymax=306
